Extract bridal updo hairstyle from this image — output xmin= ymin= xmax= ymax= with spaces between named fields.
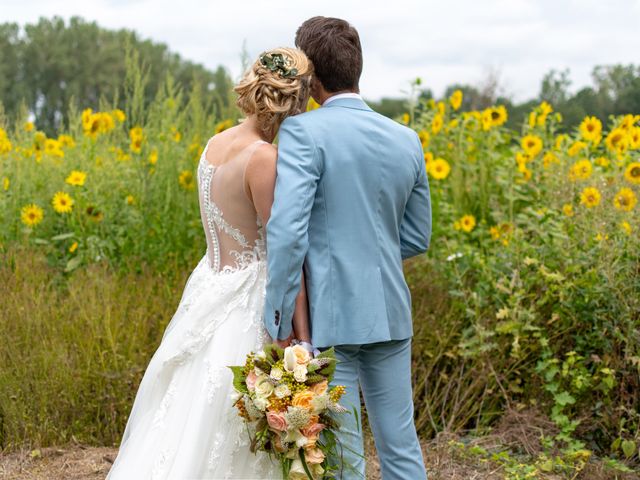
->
xmin=234 ymin=47 xmax=312 ymax=139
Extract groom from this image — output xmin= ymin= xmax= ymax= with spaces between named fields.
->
xmin=264 ymin=16 xmax=431 ymax=479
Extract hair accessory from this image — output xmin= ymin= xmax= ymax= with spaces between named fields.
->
xmin=259 ymin=53 xmax=298 ymax=78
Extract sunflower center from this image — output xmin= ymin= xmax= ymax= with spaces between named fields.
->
xmin=631 ymin=167 xmax=640 ymax=178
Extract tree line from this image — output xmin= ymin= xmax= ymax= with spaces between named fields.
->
xmin=0 ymin=17 xmax=235 ymax=133
xmin=370 ymin=65 xmax=640 ymax=131
xmin=1 ymin=17 xmax=639 ymax=133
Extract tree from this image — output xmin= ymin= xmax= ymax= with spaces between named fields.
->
xmin=0 ymin=17 xmax=234 ymax=133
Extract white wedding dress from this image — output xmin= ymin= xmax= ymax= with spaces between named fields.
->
xmin=107 ymin=139 xmax=281 ymax=479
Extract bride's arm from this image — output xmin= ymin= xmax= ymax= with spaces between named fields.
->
xmin=292 ymin=273 xmax=311 ymax=343
xmin=245 ymin=144 xmax=309 ymax=346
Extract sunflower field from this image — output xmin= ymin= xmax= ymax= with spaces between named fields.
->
xmin=1 ymin=68 xmax=639 ymax=477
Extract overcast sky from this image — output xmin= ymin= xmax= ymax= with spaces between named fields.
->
xmin=2 ymin=0 xmax=640 ymax=101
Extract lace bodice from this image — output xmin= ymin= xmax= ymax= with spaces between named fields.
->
xmin=197 ymin=138 xmax=268 ymax=274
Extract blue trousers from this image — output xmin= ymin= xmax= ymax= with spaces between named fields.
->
xmin=330 ymin=338 xmax=427 ymax=480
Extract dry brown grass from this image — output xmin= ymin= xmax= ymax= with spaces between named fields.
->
xmin=3 ymin=433 xmax=637 ymax=480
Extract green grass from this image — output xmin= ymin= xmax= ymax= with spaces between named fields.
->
xmin=0 ymin=246 xmax=191 ymax=447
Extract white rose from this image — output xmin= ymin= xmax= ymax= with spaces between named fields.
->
xmin=254 ymin=376 xmax=274 ymax=398
xmin=289 ymin=458 xmax=307 ymax=479
xmin=253 ymin=396 xmax=269 ymax=411
xmin=283 ymin=346 xmax=297 ymax=372
xmin=293 ymin=364 xmax=308 ymax=383
xmin=270 ymin=367 xmax=283 ymax=380
xmin=274 ymin=384 xmax=291 ymax=399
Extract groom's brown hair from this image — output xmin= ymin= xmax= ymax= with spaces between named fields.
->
xmin=295 ymin=16 xmax=362 ymax=93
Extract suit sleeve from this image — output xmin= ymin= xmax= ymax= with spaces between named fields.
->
xmin=264 ymin=116 xmax=322 ymax=340
xmin=400 ymin=133 xmax=432 ymax=259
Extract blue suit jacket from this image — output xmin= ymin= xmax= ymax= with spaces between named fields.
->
xmin=264 ymin=97 xmax=431 ymax=348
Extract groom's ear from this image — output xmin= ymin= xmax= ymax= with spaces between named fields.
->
xmin=310 ymin=76 xmax=325 ymax=105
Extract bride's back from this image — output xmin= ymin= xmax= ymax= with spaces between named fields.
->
xmin=197 ymin=130 xmax=268 ymax=273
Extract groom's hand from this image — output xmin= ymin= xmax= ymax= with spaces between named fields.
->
xmin=274 ymin=332 xmax=295 ymax=348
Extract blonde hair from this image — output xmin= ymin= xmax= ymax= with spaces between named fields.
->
xmin=234 ymin=48 xmax=313 ymax=138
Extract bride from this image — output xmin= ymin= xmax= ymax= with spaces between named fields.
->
xmin=107 ymin=47 xmax=314 ymax=480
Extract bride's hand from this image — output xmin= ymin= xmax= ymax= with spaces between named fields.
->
xmin=274 ymin=332 xmax=295 ymax=348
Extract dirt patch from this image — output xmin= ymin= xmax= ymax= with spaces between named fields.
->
xmin=1 ymin=436 xmax=638 ymax=480
xmin=1 ymin=440 xmax=488 ymax=480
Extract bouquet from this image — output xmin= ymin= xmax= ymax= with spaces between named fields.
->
xmin=229 ymin=343 xmax=348 ymax=479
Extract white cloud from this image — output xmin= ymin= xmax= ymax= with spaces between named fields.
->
xmin=1 ymin=0 xmax=639 ymax=101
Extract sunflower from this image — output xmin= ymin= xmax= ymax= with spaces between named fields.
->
xmin=491 ymin=106 xmax=508 ymax=127
xmin=489 ymin=226 xmax=500 ymax=240
xmin=629 ymin=127 xmax=640 ymax=150
xmin=112 ymin=109 xmax=126 ymax=123
xmin=126 ymin=195 xmax=136 ymax=205
xmin=594 ymin=156 xmax=610 ymax=168
xmin=482 ymin=106 xmax=508 ymax=130
xmin=171 ymin=126 xmax=182 ymax=143
xmin=81 ymin=108 xmax=93 ymax=131
xmin=449 ymin=90 xmax=463 ymax=111
xmin=148 ymin=149 xmax=158 ymax=165
xmin=625 ymin=162 xmax=640 ymax=184
xmin=69 ymin=241 xmax=78 ymax=253
xmin=417 ymin=130 xmax=430 ymax=148
xmin=2 ymin=176 xmax=9 ymax=191
xmin=580 ymin=187 xmax=601 ymax=208
xmin=613 ymin=187 xmax=637 ymax=212
xmin=431 ymin=114 xmax=444 ymax=135
xmin=521 ymin=135 xmax=543 ymax=157
xmin=427 ymin=158 xmax=451 ymax=180
xmin=58 ymin=134 xmax=76 ymax=149
xmin=568 ymin=141 xmax=587 ymax=157
xmin=52 ymin=192 xmax=74 ymax=214
xmin=534 ymin=101 xmax=553 ymax=126
xmin=459 ymin=215 xmax=476 ymax=233
xmin=65 ymin=170 xmax=87 ymax=187
xmin=568 ymin=159 xmax=593 ymax=181
xmin=424 ymin=151 xmax=434 ymax=165
xmin=44 ymin=139 xmax=64 ymax=158
xmin=516 ymin=152 xmax=532 ymax=166
xmin=179 ymin=170 xmax=195 ymax=190
xmin=24 ymin=121 xmax=35 ymax=132
xmin=543 ymin=152 xmax=560 ymax=169
xmin=516 ymin=163 xmax=532 ymax=183
xmin=129 ymin=126 xmax=144 ymax=153
xmin=562 ymin=204 xmax=574 ymax=217
xmin=554 ymin=134 xmax=568 ymax=151
xmin=20 ymin=204 xmax=44 ymax=226
xmin=605 ymin=128 xmax=628 ymax=153
xmin=215 ymin=119 xmax=234 ymax=134
xmin=579 ymin=116 xmax=602 ymax=142
xmin=621 ymin=221 xmax=632 ymax=235
xmin=85 ymin=205 xmax=103 ymax=222
xmin=306 ymin=98 xmax=321 ymax=111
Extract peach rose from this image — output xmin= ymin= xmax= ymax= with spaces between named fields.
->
xmin=246 ymin=371 xmax=258 ymax=391
xmin=301 ymin=419 xmax=325 ymax=439
xmin=304 ymin=447 xmax=325 ymax=465
xmin=310 ymin=380 xmax=328 ymax=395
xmin=284 ymin=345 xmax=311 ymax=372
xmin=292 ymin=345 xmax=311 ymax=365
xmin=271 ymin=433 xmax=286 ymax=453
xmin=266 ymin=411 xmax=288 ymax=432
xmin=292 ymin=390 xmax=315 ymax=410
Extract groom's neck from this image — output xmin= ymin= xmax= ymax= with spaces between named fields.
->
xmin=316 ymin=88 xmax=359 ymax=106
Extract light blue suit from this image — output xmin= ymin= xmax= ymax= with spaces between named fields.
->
xmin=264 ymin=97 xmax=431 ymax=479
